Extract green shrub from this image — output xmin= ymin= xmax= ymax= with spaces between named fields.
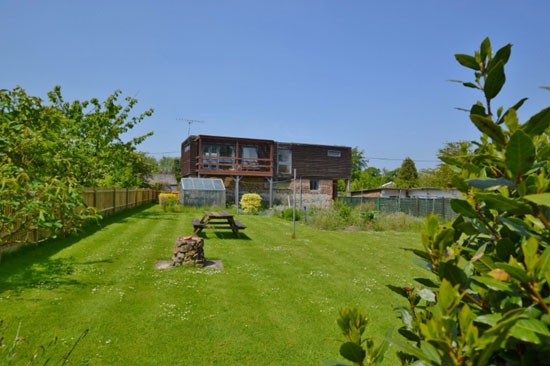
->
xmin=327 ymin=307 xmax=390 ymax=366
xmin=240 ymin=193 xmax=262 ymax=213
xmin=278 ymin=208 xmax=302 ymax=221
xmin=386 ymin=38 xmax=550 ymax=365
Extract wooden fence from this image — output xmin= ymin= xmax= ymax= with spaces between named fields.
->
xmin=2 ymin=188 xmax=160 ymax=250
xmin=81 ymin=188 xmax=160 ymax=216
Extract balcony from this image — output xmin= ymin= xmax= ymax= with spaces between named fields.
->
xmin=195 ymin=135 xmax=273 ymax=177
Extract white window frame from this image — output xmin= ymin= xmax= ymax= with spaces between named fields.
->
xmin=277 ymin=149 xmax=292 ymax=174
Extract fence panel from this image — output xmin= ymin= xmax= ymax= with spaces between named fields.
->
xmin=339 ymin=196 xmax=458 ymax=221
xmin=2 ymin=188 xmax=160 ymax=249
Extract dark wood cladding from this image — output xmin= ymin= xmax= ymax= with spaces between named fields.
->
xmin=181 ymin=136 xmax=198 ymax=176
xmin=181 ymin=135 xmax=351 ymax=180
xmin=276 ymin=143 xmax=351 ymax=179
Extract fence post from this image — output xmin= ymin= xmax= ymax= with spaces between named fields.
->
xmin=441 ymin=198 xmax=446 ymax=220
xmin=416 ymin=198 xmax=419 ymax=217
xmin=92 ymin=188 xmax=97 ymax=208
xmin=377 ymin=197 xmax=380 ymax=211
xmin=113 ymin=188 xmax=116 ymax=214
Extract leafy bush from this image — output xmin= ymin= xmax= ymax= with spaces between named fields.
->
xmin=0 ymin=86 xmax=154 ymax=247
xmin=327 ymin=307 xmax=389 ymax=366
xmin=240 ymin=193 xmax=262 ymax=213
xmin=278 ymin=208 xmax=302 ymax=221
xmin=159 ymin=193 xmax=178 ymax=207
xmin=388 ymin=38 xmax=550 ymax=365
xmin=333 ymin=200 xmax=354 ymax=221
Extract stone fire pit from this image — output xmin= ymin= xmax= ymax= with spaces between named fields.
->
xmin=171 ymin=235 xmax=205 ymax=267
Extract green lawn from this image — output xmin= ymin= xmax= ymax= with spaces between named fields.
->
xmin=0 ymin=205 xmax=425 ymax=365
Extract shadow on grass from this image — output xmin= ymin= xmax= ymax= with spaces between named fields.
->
xmin=213 ymin=232 xmax=251 ymax=240
xmin=0 ymin=204 xmax=154 ymax=296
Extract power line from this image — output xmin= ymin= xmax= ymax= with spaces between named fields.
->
xmin=141 ymin=151 xmax=440 ymax=163
xmin=366 ymin=157 xmax=440 ymax=163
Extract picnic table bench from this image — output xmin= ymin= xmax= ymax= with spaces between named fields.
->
xmin=192 ymin=211 xmax=246 ymax=238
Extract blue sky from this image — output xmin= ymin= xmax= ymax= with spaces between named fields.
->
xmin=2 ymin=1 xmax=550 ymax=170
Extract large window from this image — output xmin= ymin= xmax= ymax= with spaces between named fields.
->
xmin=241 ymin=145 xmax=258 ymax=166
xmin=202 ymin=143 xmax=235 ymax=169
xmin=277 ymin=149 xmax=292 ymax=174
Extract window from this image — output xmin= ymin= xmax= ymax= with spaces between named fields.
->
xmin=202 ymin=143 xmax=236 ymax=170
xmin=184 ymin=144 xmax=190 ymax=153
xmin=310 ymin=179 xmax=320 ymax=191
xmin=241 ymin=145 xmax=258 ymax=165
xmin=277 ymin=149 xmax=292 ymax=174
xmin=327 ymin=150 xmax=341 ymax=157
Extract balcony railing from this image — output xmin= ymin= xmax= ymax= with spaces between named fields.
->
xmin=196 ymin=155 xmax=272 ymax=176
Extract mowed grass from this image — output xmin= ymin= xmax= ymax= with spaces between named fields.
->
xmin=0 ymin=205 xmax=425 ymax=365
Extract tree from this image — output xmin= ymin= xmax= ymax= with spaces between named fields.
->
xmin=396 ymin=157 xmax=418 ymax=188
xmin=389 ymin=37 xmax=550 ymax=365
xmin=351 ymin=147 xmax=367 ymax=181
xmin=47 ymin=86 xmax=154 ymax=187
xmin=0 ymin=86 xmax=154 ymax=246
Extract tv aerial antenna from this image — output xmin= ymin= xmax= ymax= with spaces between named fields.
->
xmin=176 ymin=118 xmax=205 ymax=136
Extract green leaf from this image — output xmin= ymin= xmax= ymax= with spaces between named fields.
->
xmin=372 ymin=328 xmax=393 ymax=364
xmin=522 ymin=107 xmax=550 ymax=136
xmin=451 ymin=199 xmax=478 ymax=218
xmin=455 ymin=54 xmax=480 ymax=70
xmin=476 ymin=308 xmax=526 ymax=366
xmin=467 ymin=177 xmax=513 ymax=189
xmin=440 ymin=262 xmax=467 ymax=286
xmin=469 ymin=114 xmax=506 ymax=146
xmin=497 ymin=263 xmax=530 ymax=283
xmin=472 ymin=275 xmax=514 ymax=291
xmin=510 ymin=318 xmax=550 ymax=344
xmin=475 ymin=193 xmax=531 ymax=214
xmin=394 ymin=306 xmax=413 ymax=330
xmin=420 ymin=341 xmax=441 ymax=364
xmin=488 ymin=43 xmax=512 ymax=71
xmin=503 ymin=108 xmax=519 ymax=131
xmin=484 ymin=60 xmax=506 ymax=100
xmin=524 ymin=193 xmax=550 ymax=207
xmin=536 ymin=246 xmax=550 ymax=280
xmin=497 ymin=97 xmax=528 ymax=124
xmin=385 ymin=337 xmax=434 ymax=364
xmin=480 ymin=37 xmax=492 ymax=61
xmin=505 ymin=130 xmax=535 ymax=177
xmin=417 ymin=288 xmax=436 ymax=303
xmin=339 ymin=342 xmax=365 ymax=363
xmin=463 ymin=82 xmax=479 ymax=89
xmin=496 ymin=238 xmax=516 ymax=262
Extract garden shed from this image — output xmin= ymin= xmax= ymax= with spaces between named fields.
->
xmin=180 ymin=178 xmax=226 ymax=207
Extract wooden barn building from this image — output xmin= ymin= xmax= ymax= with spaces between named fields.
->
xmin=180 ymin=135 xmax=352 ymax=208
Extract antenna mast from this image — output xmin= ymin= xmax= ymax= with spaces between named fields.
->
xmin=176 ymin=118 xmax=205 ymax=136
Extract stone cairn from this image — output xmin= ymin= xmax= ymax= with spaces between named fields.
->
xmin=171 ymin=235 xmax=205 ymax=267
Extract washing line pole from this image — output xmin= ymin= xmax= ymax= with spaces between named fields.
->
xmin=292 ymin=169 xmax=297 ymax=239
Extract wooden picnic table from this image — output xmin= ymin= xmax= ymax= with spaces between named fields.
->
xmin=192 ymin=210 xmax=246 ymax=238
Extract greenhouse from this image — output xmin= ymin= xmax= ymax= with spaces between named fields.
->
xmin=179 ymin=177 xmax=226 ymax=207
